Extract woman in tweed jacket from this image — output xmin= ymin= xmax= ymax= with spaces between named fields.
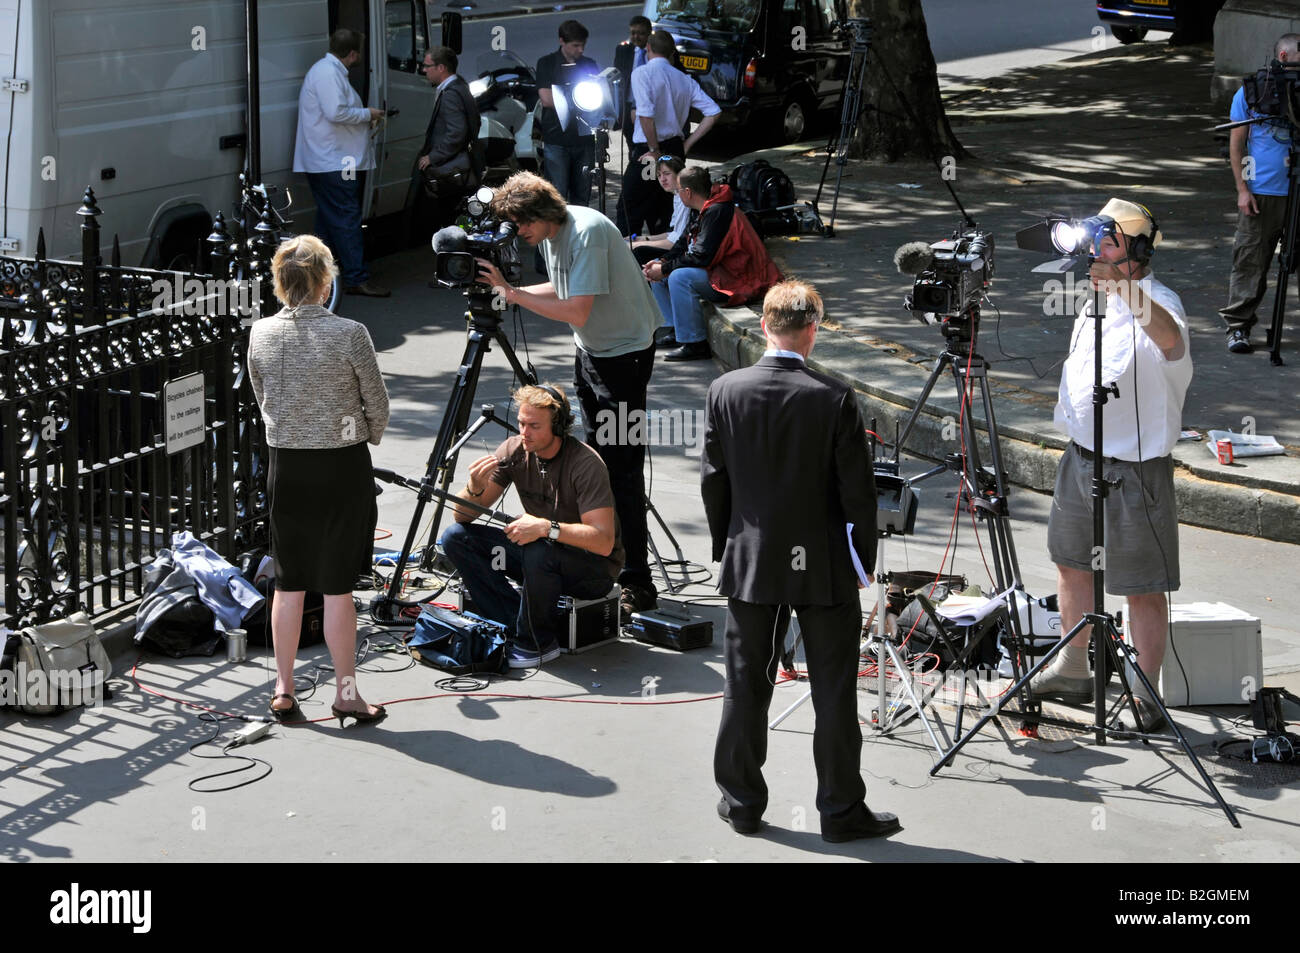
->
xmin=248 ymin=235 xmax=390 ymax=726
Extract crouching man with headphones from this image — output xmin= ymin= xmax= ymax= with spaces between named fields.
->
xmin=1033 ymin=198 xmax=1193 ymax=734
xmin=441 ymin=384 xmax=625 ymax=668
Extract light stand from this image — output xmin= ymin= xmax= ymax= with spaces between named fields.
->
xmin=370 ymin=289 xmax=538 ymax=622
xmin=813 ymin=17 xmax=872 ymax=238
xmin=929 ymin=262 xmax=1241 ymax=827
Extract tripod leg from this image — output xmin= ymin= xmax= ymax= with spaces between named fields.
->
xmin=931 ymin=617 xmax=1089 ymax=774
xmin=1099 ymin=621 xmax=1241 ymax=827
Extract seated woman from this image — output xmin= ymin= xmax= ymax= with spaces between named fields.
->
xmin=631 ymin=155 xmax=690 ymax=269
xmin=247 ymin=235 xmax=391 ymax=727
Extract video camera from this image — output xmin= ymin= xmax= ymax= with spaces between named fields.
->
xmin=431 ymin=187 xmax=520 ymax=292
xmin=1243 ymin=59 xmax=1300 ymax=123
xmin=895 ymin=227 xmax=995 ymax=318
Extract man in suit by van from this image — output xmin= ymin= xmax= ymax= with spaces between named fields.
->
xmin=418 ymin=46 xmax=481 ymax=230
xmin=701 ymin=279 xmax=900 ymax=843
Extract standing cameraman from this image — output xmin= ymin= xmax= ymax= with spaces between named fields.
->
xmin=1034 ymin=198 xmax=1192 ymax=735
xmin=1220 ymin=33 xmax=1300 ymax=354
xmin=477 ymin=172 xmax=663 ymax=621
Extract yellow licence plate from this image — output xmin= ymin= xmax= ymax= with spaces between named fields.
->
xmin=679 ymin=55 xmax=710 ymax=72
xmin=1133 ymin=0 xmax=1170 ymax=6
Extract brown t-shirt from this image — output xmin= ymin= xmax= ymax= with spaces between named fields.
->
xmin=490 ymin=435 xmax=625 ymax=580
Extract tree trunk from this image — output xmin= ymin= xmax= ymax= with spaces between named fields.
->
xmin=847 ymin=0 xmax=964 ymax=162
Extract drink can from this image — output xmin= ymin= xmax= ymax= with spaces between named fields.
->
xmin=1216 ymin=439 xmax=1234 ymax=465
xmin=226 ymin=628 xmax=247 ymax=663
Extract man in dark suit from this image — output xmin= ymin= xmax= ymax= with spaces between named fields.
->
xmin=701 ymin=279 xmax=900 ymax=843
xmin=613 ymin=16 xmax=652 ymax=152
xmin=418 ymin=46 xmax=481 ymax=229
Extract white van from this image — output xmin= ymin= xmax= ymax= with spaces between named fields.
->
xmin=0 ymin=0 xmax=440 ymax=267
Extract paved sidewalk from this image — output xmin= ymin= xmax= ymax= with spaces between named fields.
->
xmin=703 ymin=43 xmax=1300 ymax=542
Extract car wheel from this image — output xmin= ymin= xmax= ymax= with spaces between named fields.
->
xmin=1111 ymin=25 xmax=1147 ymax=45
xmin=779 ymin=95 xmax=811 ymax=144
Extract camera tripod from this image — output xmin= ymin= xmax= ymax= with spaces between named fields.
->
xmin=929 ymin=280 xmax=1240 ymax=827
xmin=893 ymin=305 xmax=1022 ymax=598
xmin=814 ymin=17 xmax=872 ymax=238
xmin=371 ymin=290 xmax=538 ymax=622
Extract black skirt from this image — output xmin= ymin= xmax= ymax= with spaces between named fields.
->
xmin=267 ymin=441 xmax=376 ymax=594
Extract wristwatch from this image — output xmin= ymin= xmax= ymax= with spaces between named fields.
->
xmin=548 ymin=520 xmax=561 ymax=541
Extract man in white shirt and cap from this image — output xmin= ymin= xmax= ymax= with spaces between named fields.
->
xmin=293 ymin=29 xmax=389 ymax=297
xmin=1033 ymin=198 xmax=1192 ymax=734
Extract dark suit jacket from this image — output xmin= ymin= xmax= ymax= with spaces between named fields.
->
xmin=701 ymin=355 xmax=877 ymax=605
xmin=613 ymin=42 xmax=639 ymax=131
xmin=422 ymin=75 xmax=479 ymax=166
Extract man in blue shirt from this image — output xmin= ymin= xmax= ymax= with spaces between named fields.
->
xmin=535 ymin=20 xmax=602 ymax=207
xmin=1220 ymin=33 xmax=1300 ymax=353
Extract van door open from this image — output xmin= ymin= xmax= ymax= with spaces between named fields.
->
xmin=370 ymin=0 xmax=432 ymax=218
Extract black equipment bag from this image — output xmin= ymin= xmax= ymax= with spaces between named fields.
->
xmin=240 ymin=579 xmax=325 ymax=649
xmin=728 ymin=159 xmax=796 ymax=212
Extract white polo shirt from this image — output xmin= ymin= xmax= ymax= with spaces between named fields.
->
xmin=293 ymin=54 xmax=375 ymax=174
xmin=630 ymin=56 xmax=720 ymax=145
xmin=1053 ymin=273 xmax=1192 ymax=461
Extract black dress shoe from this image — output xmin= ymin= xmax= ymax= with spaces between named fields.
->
xmin=653 ymin=326 xmax=678 ymax=347
xmin=717 ymin=798 xmax=762 ymax=835
xmin=1227 ymin=329 xmax=1252 ymax=354
xmin=821 ymin=806 xmax=901 ymax=843
xmin=344 ymin=282 xmax=391 ymax=298
xmin=663 ymin=341 xmax=711 ymax=362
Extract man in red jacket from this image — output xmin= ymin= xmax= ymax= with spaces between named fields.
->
xmin=643 ymin=166 xmax=780 ymax=361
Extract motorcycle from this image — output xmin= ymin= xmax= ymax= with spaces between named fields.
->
xmin=469 ymin=51 xmax=541 ymax=181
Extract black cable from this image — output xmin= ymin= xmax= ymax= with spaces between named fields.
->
xmin=187 ymin=712 xmax=274 ymax=793
xmin=986 ymin=293 xmax=1065 ymax=381
xmin=1126 ymin=275 xmax=1190 ymax=704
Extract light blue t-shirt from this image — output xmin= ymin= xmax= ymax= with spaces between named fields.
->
xmin=539 ymin=206 xmax=660 ymax=358
xmin=1231 ymin=85 xmax=1290 ymax=196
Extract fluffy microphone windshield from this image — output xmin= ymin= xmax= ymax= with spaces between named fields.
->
xmin=894 ymin=241 xmax=935 ymax=276
xmin=432 ymin=225 xmax=468 ymax=253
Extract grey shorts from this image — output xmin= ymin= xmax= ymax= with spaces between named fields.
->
xmin=1046 ymin=443 xmax=1180 ymax=596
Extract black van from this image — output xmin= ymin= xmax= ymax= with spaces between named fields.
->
xmin=642 ymin=0 xmax=852 ymax=144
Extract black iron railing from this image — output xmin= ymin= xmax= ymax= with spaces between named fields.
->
xmin=0 ymin=188 xmax=276 ymax=629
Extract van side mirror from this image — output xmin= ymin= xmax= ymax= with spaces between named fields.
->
xmin=441 ymin=12 xmax=463 ymax=55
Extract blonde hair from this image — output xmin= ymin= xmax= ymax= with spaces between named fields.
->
xmin=513 ymin=383 xmax=569 ymax=435
xmin=271 ymin=235 xmax=339 ymax=308
xmin=762 ymin=279 xmax=823 ymax=334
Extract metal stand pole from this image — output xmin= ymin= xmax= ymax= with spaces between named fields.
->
xmin=813 ymin=18 xmax=872 ymax=238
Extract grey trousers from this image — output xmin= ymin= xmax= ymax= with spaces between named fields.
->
xmin=1220 ymin=192 xmax=1288 ymax=335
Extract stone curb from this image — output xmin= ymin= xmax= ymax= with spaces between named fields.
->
xmin=706 ymin=305 xmax=1300 ymax=545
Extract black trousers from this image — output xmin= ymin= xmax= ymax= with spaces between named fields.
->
xmin=714 ymin=597 xmax=867 ymax=822
xmin=616 ymin=136 xmax=684 ymax=237
xmin=573 ymin=342 xmax=656 ymax=593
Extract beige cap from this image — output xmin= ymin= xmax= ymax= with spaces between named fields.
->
xmin=1098 ymin=197 xmax=1162 ymax=249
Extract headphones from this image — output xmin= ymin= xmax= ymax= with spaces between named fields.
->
xmin=538 ymin=384 xmax=573 ymax=438
xmin=1125 ymin=204 xmax=1160 ymax=265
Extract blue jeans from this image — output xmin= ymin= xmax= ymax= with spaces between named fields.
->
xmin=542 ymin=140 xmax=595 ymax=207
xmin=305 ymin=171 xmax=368 ymax=286
xmin=650 ymin=267 xmax=726 ymax=344
xmin=440 ymin=522 xmax=615 ymax=650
